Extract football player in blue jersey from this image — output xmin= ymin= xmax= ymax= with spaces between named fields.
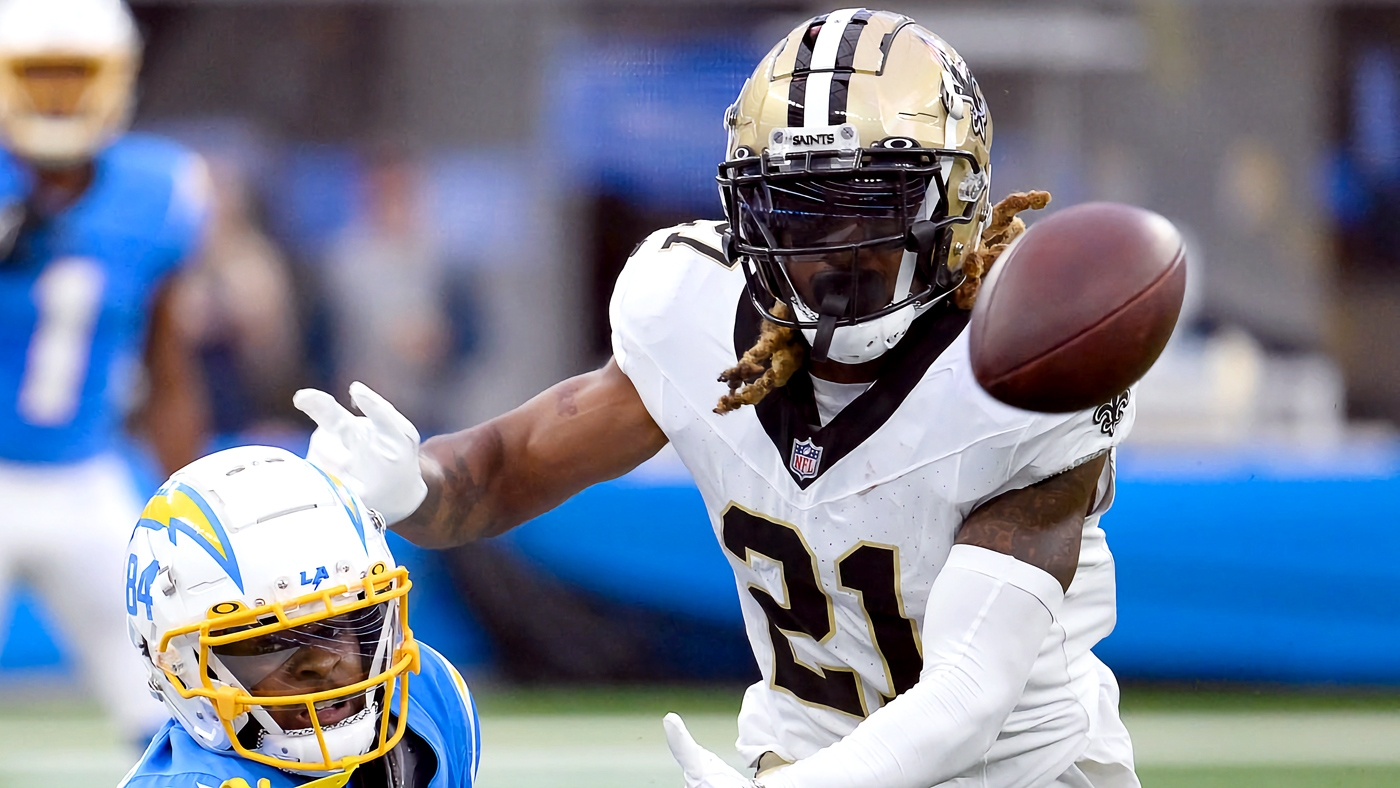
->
xmin=121 ymin=446 xmax=480 ymax=788
xmin=0 ymin=0 xmax=208 ymax=736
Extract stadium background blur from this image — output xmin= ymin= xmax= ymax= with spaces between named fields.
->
xmin=4 ymin=0 xmax=1400 ymax=785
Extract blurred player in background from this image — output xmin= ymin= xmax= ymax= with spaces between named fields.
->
xmin=0 ymin=0 xmax=207 ymax=737
xmin=121 ymin=447 xmax=480 ymax=787
xmin=180 ymin=154 xmax=301 ymax=436
xmin=299 ymin=8 xmax=1140 ymax=788
xmin=324 ymin=148 xmax=450 ymax=429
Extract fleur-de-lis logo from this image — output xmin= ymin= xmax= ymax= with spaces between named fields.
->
xmin=916 ymin=29 xmax=990 ymax=144
xmin=1093 ymin=390 xmax=1131 ymax=437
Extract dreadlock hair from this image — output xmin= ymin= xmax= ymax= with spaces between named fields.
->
xmin=954 ymin=190 xmax=1052 ymax=309
xmin=715 ymin=302 xmax=805 ymax=414
xmin=714 ymin=190 xmax=1052 ymax=415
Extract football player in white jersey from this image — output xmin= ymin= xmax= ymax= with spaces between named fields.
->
xmin=296 ymin=9 xmax=1140 ymax=788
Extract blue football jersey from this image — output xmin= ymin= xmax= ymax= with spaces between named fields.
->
xmin=121 ymin=644 xmax=482 ymax=788
xmin=0 ymin=133 xmax=208 ymax=463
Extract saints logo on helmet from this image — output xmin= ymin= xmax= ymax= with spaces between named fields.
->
xmin=0 ymin=0 xmax=140 ymax=167
xmin=126 ymin=446 xmax=420 ymax=774
xmin=718 ymin=8 xmax=993 ymax=365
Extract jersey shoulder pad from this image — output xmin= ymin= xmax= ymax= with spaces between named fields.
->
xmin=609 ymin=219 xmax=741 ymax=362
xmin=640 ymin=220 xmax=734 ymax=270
xmin=413 ymin=643 xmax=482 ymax=781
xmin=952 ymin=345 xmax=1136 ymax=497
xmin=900 ymin=334 xmax=1134 ymax=503
xmin=416 ymin=643 xmax=475 ymax=711
xmin=104 ymin=133 xmax=213 ymax=270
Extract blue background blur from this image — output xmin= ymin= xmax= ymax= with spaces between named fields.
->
xmin=4 ymin=442 xmax=1397 ymax=686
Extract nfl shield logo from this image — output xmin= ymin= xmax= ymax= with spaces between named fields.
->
xmin=790 ymin=438 xmax=823 ymax=480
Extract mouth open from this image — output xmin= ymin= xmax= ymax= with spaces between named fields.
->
xmin=268 ymin=694 xmax=372 ymax=733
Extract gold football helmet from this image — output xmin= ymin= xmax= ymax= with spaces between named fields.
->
xmin=0 ymin=0 xmax=140 ymax=167
xmin=719 ymin=8 xmax=993 ymax=363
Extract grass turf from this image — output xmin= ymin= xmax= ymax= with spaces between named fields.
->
xmin=470 ymin=682 xmax=1400 ymax=716
xmin=1137 ymin=765 xmax=1400 ymax=787
xmin=4 ymin=683 xmax=1400 ymax=786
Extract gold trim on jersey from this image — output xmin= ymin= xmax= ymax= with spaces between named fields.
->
xmin=720 ymin=502 xmax=871 ymax=719
xmin=835 ymin=540 xmax=923 ymax=708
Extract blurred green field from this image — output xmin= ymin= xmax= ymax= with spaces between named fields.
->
xmin=4 ymin=683 xmax=1399 ymax=787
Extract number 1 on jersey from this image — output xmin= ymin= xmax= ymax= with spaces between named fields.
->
xmin=19 ymin=257 xmax=105 ymax=426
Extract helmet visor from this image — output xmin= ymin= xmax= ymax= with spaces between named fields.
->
xmin=734 ymin=171 xmax=930 ymax=254
xmin=735 ymin=172 xmax=934 ymax=318
xmin=212 ymin=602 xmax=391 ymax=731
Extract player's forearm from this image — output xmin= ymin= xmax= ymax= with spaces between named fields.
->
xmin=391 ymin=363 xmax=666 ymax=548
xmin=392 ymin=424 xmax=511 ymax=548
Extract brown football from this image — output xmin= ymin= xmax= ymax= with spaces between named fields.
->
xmin=968 ymin=202 xmax=1187 ymax=413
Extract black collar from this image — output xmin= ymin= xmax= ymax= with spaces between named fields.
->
xmin=732 ymin=292 xmax=969 ymax=489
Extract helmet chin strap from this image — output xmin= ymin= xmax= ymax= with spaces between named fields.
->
xmin=809 ymin=292 xmax=849 ymax=363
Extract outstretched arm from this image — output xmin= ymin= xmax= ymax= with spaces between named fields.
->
xmin=668 ymin=454 xmax=1109 ymax=788
xmin=296 ymin=359 xmax=667 ymax=550
xmin=399 ymin=359 xmax=667 ymax=547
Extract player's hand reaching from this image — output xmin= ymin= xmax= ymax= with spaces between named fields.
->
xmin=664 ymin=713 xmax=758 ymax=788
xmin=293 ymin=381 xmax=428 ymax=525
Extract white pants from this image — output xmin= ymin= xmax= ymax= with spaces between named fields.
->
xmin=757 ymin=656 xmax=1141 ymax=788
xmin=1048 ymin=659 xmax=1141 ymax=788
xmin=973 ymin=656 xmax=1140 ymax=788
xmin=0 ymin=454 xmax=169 ymax=734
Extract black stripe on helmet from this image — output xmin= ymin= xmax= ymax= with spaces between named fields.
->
xmin=793 ymin=14 xmax=826 ymax=73
xmin=828 ymin=73 xmax=850 ymax=124
xmin=834 ymin=9 xmax=870 ymax=69
xmin=788 ymin=75 xmax=808 ymax=127
xmin=788 ymin=15 xmax=825 ymax=126
xmin=827 ymin=9 xmax=871 ymax=124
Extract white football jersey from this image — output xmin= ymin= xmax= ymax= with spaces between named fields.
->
xmin=611 ymin=220 xmax=1136 ymax=772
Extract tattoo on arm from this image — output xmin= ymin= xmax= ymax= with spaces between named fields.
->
xmin=955 ymin=454 xmax=1107 ymax=592
xmin=555 ymin=380 xmax=581 ymax=417
xmin=393 ymin=425 xmax=504 ymax=548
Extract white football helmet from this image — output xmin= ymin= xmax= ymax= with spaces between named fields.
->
xmin=126 ymin=446 xmax=420 ymax=774
xmin=0 ymin=0 xmax=139 ymax=166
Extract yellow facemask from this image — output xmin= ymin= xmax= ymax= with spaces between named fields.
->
xmin=157 ymin=563 xmax=419 ymax=773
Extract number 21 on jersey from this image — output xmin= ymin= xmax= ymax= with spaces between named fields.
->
xmin=721 ymin=503 xmax=924 ymax=718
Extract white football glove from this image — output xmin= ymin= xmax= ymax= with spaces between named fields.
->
xmin=664 ymin=713 xmax=757 ymax=788
xmin=293 ymin=381 xmax=428 ymax=525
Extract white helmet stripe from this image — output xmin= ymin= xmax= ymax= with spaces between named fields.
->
xmin=802 ymin=7 xmax=860 ymax=127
